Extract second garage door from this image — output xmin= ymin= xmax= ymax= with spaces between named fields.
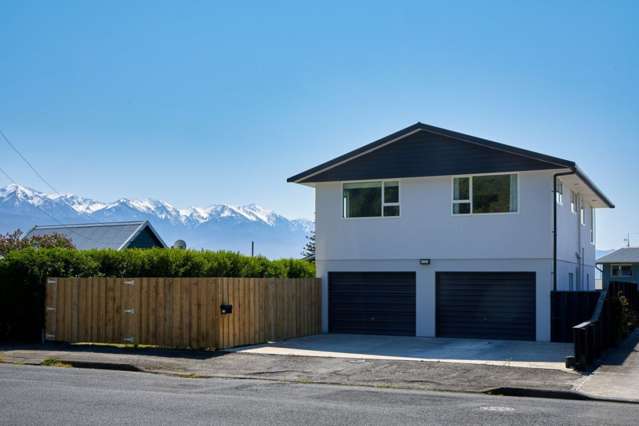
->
xmin=436 ymin=272 xmax=536 ymax=341
xmin=329 ymin=272 xmax=416 ymax=336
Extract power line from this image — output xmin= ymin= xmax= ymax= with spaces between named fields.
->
xmin=0 ymin=129 xmax=60 ymax=194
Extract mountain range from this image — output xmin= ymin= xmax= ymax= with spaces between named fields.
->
xmin=0 ymin=184 xmax=313 ymax=258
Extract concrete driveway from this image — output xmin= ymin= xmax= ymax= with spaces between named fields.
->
xmin=230 ymin=334 xmax=573 ymax=370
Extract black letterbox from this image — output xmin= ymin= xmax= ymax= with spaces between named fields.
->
xmin=220 ymin=304 xmax=233 ymax=315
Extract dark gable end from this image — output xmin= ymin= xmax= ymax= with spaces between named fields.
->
xmin=126 ymin=226 xmax=165 ymax=249
xmin=296 ymin=129 xmax=569 ymax=183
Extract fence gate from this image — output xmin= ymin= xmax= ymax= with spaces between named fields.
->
xmin=121 ymin=279 xmax=138 ymax=344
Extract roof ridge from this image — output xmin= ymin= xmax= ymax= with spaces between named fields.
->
xmin=33 ymin=220 xmax=147 ymax=229
xmin=287 ymin=122 xmax=575 ymax=184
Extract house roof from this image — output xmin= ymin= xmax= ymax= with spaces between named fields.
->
xmin=597 ymin=247 xmax=639 ymax=264
xmin=24 ymin=220 xmax=167 ymax=250
xmin=287 ymin=122 xmax=614 ymax=208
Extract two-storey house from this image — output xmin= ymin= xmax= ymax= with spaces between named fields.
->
xmin=288 ymin=123 xmax=614 ymax=341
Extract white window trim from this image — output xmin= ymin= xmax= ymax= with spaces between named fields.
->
xmin=556 ymin=180 xmax=564 ymax=206
xmin=570 ymin=190 xmax=578 ymax=215
xmin=342 ymin=179 xmax=401 ymax=219
xmin=451 ymin=172 xmax=520 ymax=216
xmin=611 ymin=264 xmax=633 ymax=277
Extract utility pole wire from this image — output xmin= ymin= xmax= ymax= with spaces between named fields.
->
xmin=0 ymin=129 xmax=60 ymax=194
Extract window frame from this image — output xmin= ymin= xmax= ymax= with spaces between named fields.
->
xmin=341 ymin=179 xmax=401 ymax=219
xmin=579 ymin=197 xmax=586 ymax=226
xmin=611 ymin=264 xmax=633 ymax=277
xmin=451 ymin=172 xmax=520 ymax=216
xmin=570 ymin=191 xmax=578 ymax=214
xmin=556 ymin=180 xmax=564 ymax=205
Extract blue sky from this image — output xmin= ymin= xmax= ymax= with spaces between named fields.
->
xmin=1 ymin=1 xmax=637 ymax=249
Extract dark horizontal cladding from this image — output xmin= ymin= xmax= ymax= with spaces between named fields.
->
xmin=299 ymin=131 xmax=561 ymax=183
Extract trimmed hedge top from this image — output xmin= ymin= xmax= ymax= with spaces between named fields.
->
xmin=0 ymin=248 xmax=314 ymax=342
xmin=0 ymin=247 xmax=315 ymax=279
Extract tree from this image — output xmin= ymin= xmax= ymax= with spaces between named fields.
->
xmin=301 ymin=230 xmax=315 ymax=261
xmin=0 ymin=229 xmax=74 ymax=256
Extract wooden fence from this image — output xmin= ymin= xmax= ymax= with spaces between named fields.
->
xmin=45 ymin=277 xmax=322 ymax=350
xmin=550 ymin=291 xmax=601 ymax=342
xmin=571 ymin=281 xmax=638 ymax=370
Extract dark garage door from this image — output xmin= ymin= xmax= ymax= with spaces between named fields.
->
xmin=436 ymin=272 xmax=536 ymax=341
xmin=329 ymin=272 xmax=416 ymax=336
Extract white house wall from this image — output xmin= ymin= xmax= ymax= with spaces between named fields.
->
xmin=314 ymin=170 xmax=563 ymax=342
xmin=555 ymin=177 xmax=597 ymax=290
xmin=315 ymin=170 xmax=554 ymax=262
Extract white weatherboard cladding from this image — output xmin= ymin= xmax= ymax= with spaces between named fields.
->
xmin=555 ymin=177 xmax=597 ymax=290
xmin=315 ymin=171 xmax=554 ymax=261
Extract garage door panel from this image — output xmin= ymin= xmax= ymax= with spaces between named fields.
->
xmin=329 ymin=272 xmax=416 ymax=336
xmin=436 ymin=272 xmax=536 ymax=341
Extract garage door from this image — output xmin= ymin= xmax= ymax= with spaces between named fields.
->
xmin=329 ymin=272 xmax=416 ymax=336
xmin=436 ymin=272 xmax=536 ymax=341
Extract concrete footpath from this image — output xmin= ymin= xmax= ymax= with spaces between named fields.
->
xmin=0 ymin=342 xmax=587 ymax=397
xmin=576 ymin=329 xmax=639 ymax=403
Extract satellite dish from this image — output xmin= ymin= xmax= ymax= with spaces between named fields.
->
xmin=172 ymin=240 xmax=187 ymax=249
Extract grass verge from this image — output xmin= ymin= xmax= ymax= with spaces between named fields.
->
xmin=41 ymin=358 xmax=72 ymax=368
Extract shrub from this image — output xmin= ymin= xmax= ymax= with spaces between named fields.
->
xmin=0 ymin=229 xmax=74 ymax=256
xmin=0 ymin=248 xmax=314 ymax=342
xmin=617 ymin=291 xmax=638 ymax=337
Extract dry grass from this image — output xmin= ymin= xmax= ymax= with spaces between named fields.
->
xmin=41 ymin=358 xmax=72 ymax=368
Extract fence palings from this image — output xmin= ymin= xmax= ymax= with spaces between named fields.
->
xmin=45 ymin=277 xmax=322 ymax=350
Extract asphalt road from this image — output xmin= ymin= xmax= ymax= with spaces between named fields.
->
xmin=0 ymin=364 xmax=637 ymax=425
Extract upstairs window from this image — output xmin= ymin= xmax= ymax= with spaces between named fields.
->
xmin=452 ymin=174 xmax=518 ymax=215
xmin=580 ymin=199 xmax=585 ymax=226
xmin=612 ymin=264 xmax=633 ymax=277
xmin=570 ymin=191 xmax=577 ymax=214
xmin=556 ymin=181 xmax=564 ymax=205
xmin=343 ymin=181 xmax=399 ymax=218
xmin=452 ymin=177 xmax=471 ymax=214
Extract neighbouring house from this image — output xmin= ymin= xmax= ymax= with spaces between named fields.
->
xmin=598 ymin=247 xmax=639 ymax=287
xmin=24 ymin=221 xmax=167 ymax=250
xmin=288 ymin=122 xmax=614 ymax=341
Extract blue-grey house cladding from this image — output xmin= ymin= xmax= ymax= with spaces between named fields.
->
xmin=598 ymin=247 xmax=639 ymax=286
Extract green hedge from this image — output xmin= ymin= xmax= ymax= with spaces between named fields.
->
xmin=0 ymin=248 xmax=315 ymax=342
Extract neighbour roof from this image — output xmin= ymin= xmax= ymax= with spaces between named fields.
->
xmin=287 ymin=122 xmax=614 ymax=208
xmin=24 ymin=221 xmax=167 ymax=250
xmin=597 ymin=247 xmax=639 ymax=264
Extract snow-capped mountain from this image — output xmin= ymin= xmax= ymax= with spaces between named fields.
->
xmin=0 ymin=184 xmax=313 ymax=258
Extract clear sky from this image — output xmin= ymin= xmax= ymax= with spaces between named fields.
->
xmin=1 ymin=1 xmax=637 ymax=249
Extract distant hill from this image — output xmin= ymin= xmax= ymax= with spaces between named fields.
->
xmin=0 ymin=184 xmax=312 ymax=259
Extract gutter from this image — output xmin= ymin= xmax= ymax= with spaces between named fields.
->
xmin=553 ymin=170 xmax=577 ymax=291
